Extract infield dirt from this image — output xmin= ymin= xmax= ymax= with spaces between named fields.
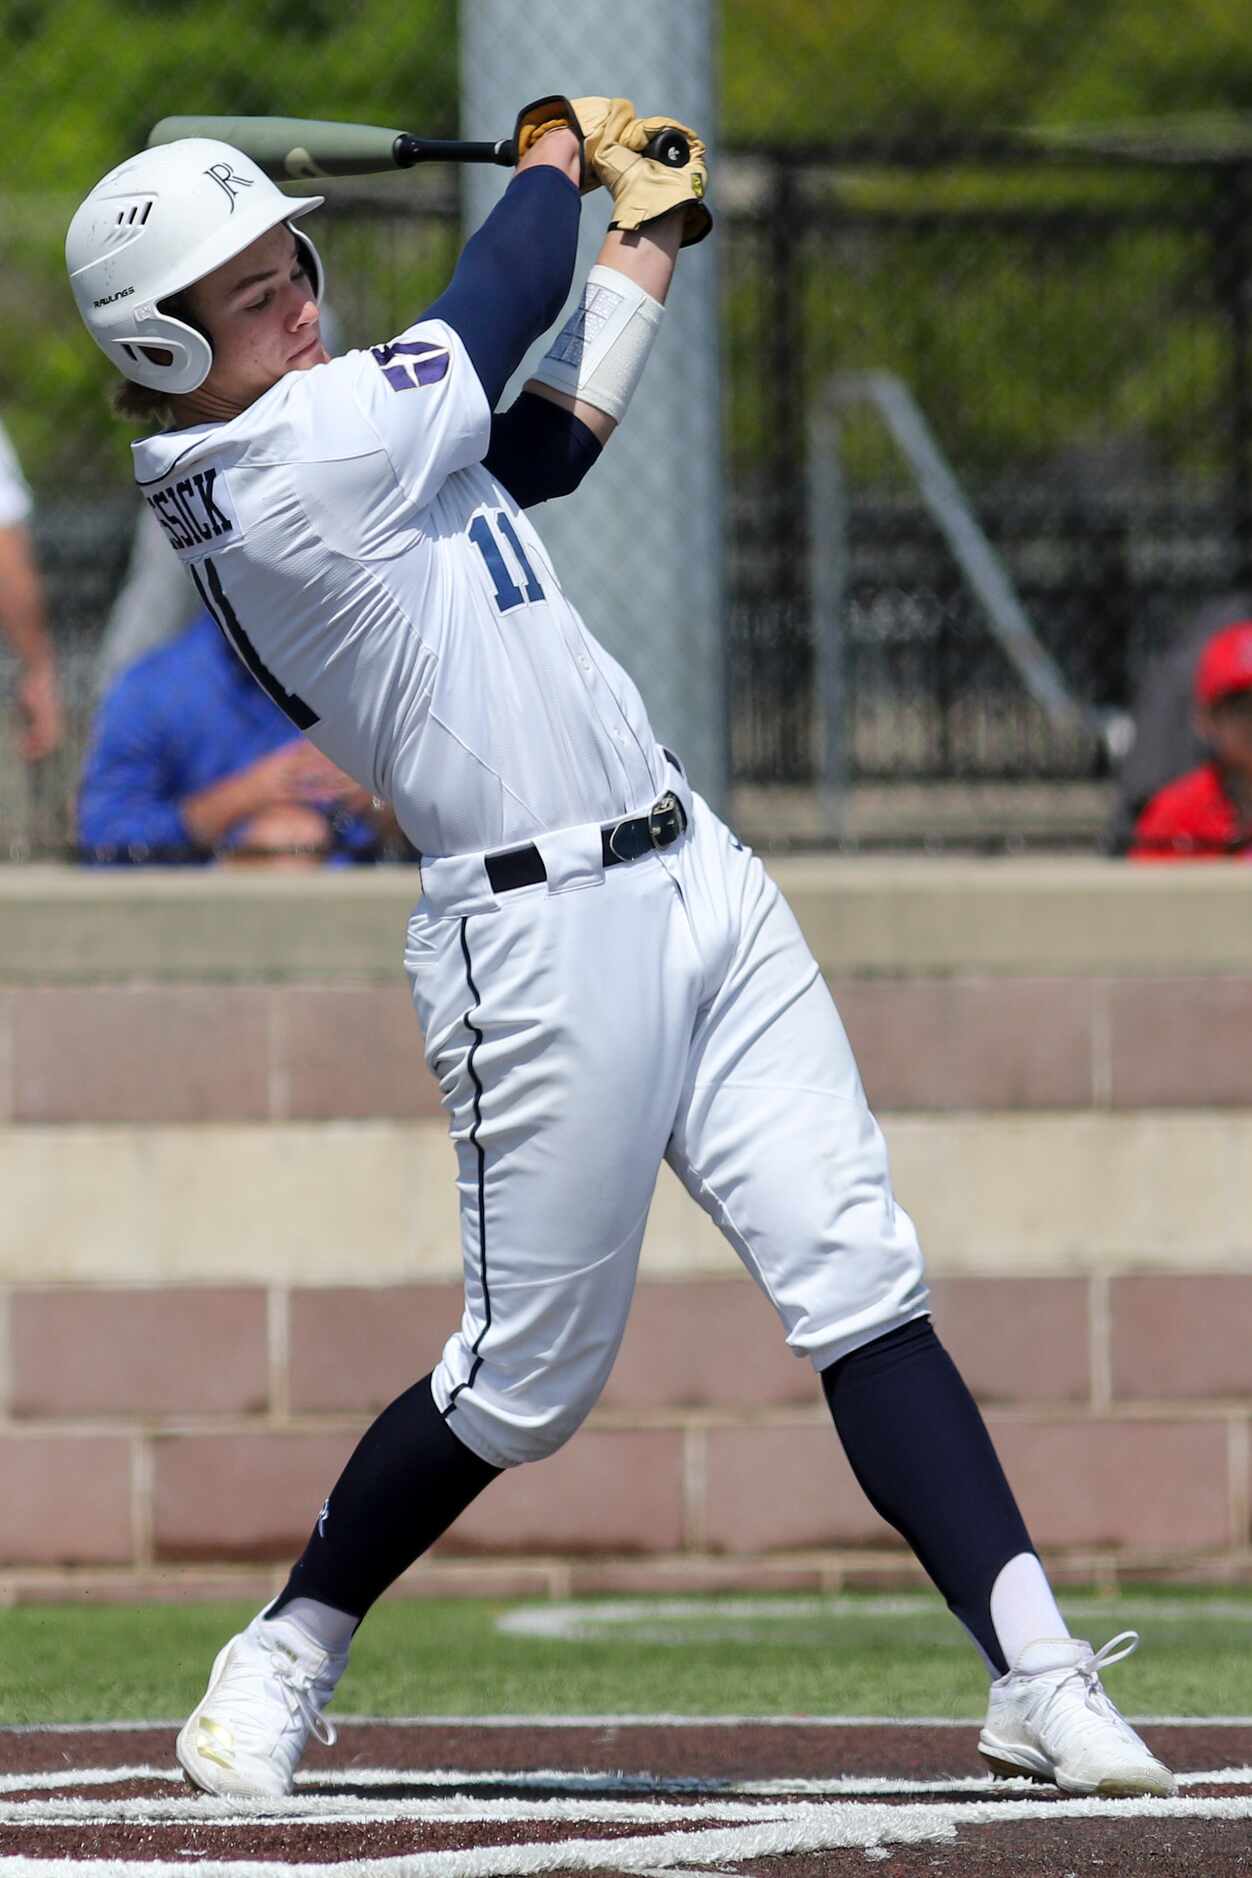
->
xmin=2 ymin=1717 xmax=1248 ymax=1875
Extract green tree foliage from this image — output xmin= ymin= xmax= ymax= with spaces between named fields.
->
xmin=8 ymin=0 xmax=1252 ymax=494
xmin=719 ymin=0 xmax=1252 ymax=491
xmin=12 ymin=0 xmax=457 ymax=191
xmin=723 ymin=0 xmax=1252 ymax=141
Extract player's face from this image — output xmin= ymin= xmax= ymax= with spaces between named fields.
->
xmin=186 ymin=225 xmax=327 ymax=409
xmin=1200 ymin=689 xmax=1252 ymax=774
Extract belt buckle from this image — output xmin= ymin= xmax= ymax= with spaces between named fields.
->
xmin=648 ymin=791 xmax=681 ymax=850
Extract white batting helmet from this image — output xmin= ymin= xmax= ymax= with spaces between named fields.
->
xmin=66 ymin=138 xmax=325 ymax=395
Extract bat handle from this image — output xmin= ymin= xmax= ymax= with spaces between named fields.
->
xmin=643 ymin=128 xmax=691 ymax=168
xmin=489 ymin=126 xmax=691 ymax=169
xmin=392 ymin=134 xmax=509 ymax=167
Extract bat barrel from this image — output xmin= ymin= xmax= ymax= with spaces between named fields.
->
xmin=148 ymin=116 xmax=411 ymax=180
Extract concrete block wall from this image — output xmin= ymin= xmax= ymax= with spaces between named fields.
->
xmin=5 ymin=974 xmax=1252 ymax=1125
xmin=1 ymin=860 xmax=1250 ymax=1602
xmin=2 ymin=1273 xmax=1249 ymax=1603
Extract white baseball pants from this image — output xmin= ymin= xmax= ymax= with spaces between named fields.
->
xmin=406 ymin=782 xmax=928 ymax=1470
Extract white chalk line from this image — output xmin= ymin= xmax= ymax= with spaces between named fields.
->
xmin=496 ymin=1593 xmax=1252 ymax=1643
xmin=5 ymin=1711 xmax=1251 ymax=1735
xmin=2 ymin=1766 xmax=1252 ymax=1834
xmin=3 ymin=1763 xmax=1251 ymax=1802
xmin=4 ymin=1795 xmax=1252 ymax=1878
xmin=0 ymin=1796 xmax=839 ymax=1827
xmin=3 ymin=1714 xmax=989 ymax=1735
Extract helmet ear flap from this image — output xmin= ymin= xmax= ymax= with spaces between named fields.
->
xmin=292 ymin=227 xmax=324 ymax=302
xmin=110 ymin=314 xmax=213 ymax=393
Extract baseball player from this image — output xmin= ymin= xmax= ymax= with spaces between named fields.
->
xmin=67 ymin=97 xmax=1172 ymax=1802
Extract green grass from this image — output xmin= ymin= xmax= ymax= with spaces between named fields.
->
xmin=1 ymin=1590 xmax=1250 ymax=1726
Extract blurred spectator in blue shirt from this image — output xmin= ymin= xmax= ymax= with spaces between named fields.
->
xmin=78 ymin=611 xmax=390 ymax=866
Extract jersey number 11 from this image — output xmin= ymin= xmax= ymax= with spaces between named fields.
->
xmin=468 ymin=510 xmax=545 ymax=615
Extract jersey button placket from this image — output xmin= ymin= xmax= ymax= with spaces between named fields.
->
xmin=567 ymin=640 xmax=637 ymax=792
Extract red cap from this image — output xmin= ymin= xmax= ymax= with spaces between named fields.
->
xmin=1195 ymin=621 xmax=1252 ymax=707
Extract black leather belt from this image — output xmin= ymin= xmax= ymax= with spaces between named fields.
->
xmin=485 ymin=791 xmax=688 ymax=894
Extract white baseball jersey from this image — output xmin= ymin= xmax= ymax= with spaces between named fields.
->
xmin=131 ymin=318 xmax=666 ymax=858
xmin=0 ymin=418 xmax=33 ymax=528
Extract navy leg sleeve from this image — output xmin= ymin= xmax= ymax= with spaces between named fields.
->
xmin=424 ymin=166 xmax=581 ymax=408
xmin=821 ymin=1317 xmax=1035 ymax=1673
xmin=268 ymin=1374 xmax=499 ymax=1623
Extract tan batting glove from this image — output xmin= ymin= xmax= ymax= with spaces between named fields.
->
xmin=512 ymin=94 xmax=636 ymax=195
xmin=512 ymin=95 xmax=575 ymax=159
xmin=567 ymin=97 xmax=636 ymax=195
xmin=593 ymin=112 xmax=712 ymax=247
xmin=511 ymin=94 xmax=588 ymax=186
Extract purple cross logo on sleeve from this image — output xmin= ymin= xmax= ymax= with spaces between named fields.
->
xmin=370 ymin=339 xmax=451 ymax=392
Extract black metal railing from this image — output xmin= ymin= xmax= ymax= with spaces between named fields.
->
xmin=722 ymin=142 xmax=1252 ymax=791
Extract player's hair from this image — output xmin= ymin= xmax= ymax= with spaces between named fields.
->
xmin=109 ymin=291 xmax=203 ymax=429
xmin=111 ymin=378 xmax=174 ymax=428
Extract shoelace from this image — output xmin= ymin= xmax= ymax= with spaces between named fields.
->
xmin=1033 ymin=1631 xmax=1143 ymax=1745
xmin=270 ymin=1651 xmax=337 ymax=1749
xmin=1080 ymin=1631 xmax=1140 ymax=1680
xmin=214 ymin=1636 xmax=338 ymax=1753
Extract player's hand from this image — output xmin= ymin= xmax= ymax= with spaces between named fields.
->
xmin=289 ymin=746 xmax=375 ymax=816
xmin=512 ymin=95 xmax=590 ymax=190
xmin=244 ymin=741 xmax=355 ymax=810
xmin=567 ymin=97 xmax=636 ymax=194
xmin=15 ymin=658 xmax=63 ymax=762
xmin=514 ymin=126 xmax=582 ymax=191
xmin=281 ymin=743 xmax=367 ymax=807
xmin=242 ymin=743 xmax=317 ymax=808
xmin=183 ymin=743 xmax=362 ymax=851
xmin=310 ymin=767 xmax=375 ymax=817
xmin=593 ymin=112 xmax=712 ymax=247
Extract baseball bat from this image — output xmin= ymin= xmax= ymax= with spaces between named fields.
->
xmin=147 ymin=114 xmax=690 ymax=181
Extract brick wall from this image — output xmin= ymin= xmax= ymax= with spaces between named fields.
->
xmin=1 ymin=1272 xmax=1249 ymax=1602
xmin=3 ymin=975 xmax=1252 ymax=1123
xmin=2 ymin=863 xmax=1250 ymax=1602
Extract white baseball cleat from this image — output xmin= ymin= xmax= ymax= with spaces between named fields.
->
xmin=176 ymin=1613 xmax=346 ymax=1799
xmin=978 ymin=1631 xmax=1174 ymax=1797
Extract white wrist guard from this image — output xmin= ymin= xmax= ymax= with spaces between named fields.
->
xmin=531 ymin=265 xmax=664 ymax=424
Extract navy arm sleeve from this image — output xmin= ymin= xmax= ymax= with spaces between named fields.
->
xmin=424 ymin=166 xmax=581 ymax=410
xmin=484 ymin=392 xmax=603 ymax=507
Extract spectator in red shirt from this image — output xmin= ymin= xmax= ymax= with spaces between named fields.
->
xmin=1130 ymin=621 xmax=1252 ymax=860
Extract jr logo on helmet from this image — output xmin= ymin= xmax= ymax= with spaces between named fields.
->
xmin=205 ymin=163 xmax=254 ymax=210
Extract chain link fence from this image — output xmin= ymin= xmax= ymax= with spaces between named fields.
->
xmin=5 ymin=3 xmax=1252 ymax=853
xmin=726 ymin=141 xmax=1252 ymax=844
